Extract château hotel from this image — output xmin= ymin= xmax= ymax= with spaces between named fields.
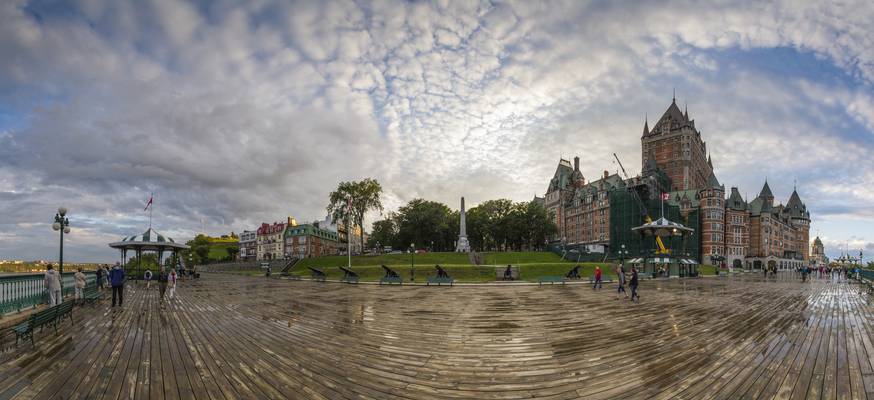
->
xmin=544 ymin=98 xmax=811 ymax=270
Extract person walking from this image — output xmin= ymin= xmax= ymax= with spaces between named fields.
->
xmin=630 ymin=266 xmax=640 ymax=303
xmin=158 ymin=266 xmax=169 ymax=307
xmin=44 ymin=264 xmax=62 ymax=306
xmin=109 ymin=262 xmax=125 ymax=308
xmin=96 ymin=265 xmax=105 ymax=291
xmin=168 ymin=269 xmax=178 ymax=301
xmin=616 ymin=265 xmax=628 ymax=298
xmin=592 ymin=266 xmax=602 ymax=290
xmin=144 ymin=269 xmax=153 ymax=289
xmin=74 ymin=268 xmax=87 ymax=304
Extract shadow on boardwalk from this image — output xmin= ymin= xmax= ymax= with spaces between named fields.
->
xmin=0 ymin=273 xmax=872 ymax=399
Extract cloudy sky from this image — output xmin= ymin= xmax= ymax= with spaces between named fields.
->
xmin=1 ymin=0 xmax=873 ymax=262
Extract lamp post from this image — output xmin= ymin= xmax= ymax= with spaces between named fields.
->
xmin=410 ymin=243 xmax=415 ymax=282
xmin=52 ymin=207 xmax=70 ymax=290
xmin=618 ymin=244 xmax=628 ymax=268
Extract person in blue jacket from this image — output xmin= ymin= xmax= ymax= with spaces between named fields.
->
xmin=109 ymin=262 xmax=126 ymax=308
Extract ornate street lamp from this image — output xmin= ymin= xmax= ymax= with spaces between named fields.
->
xmin=618 ymin=244 xmax=629 ymax=267
xmin=52 ymin=207 xmax=70 ymax=290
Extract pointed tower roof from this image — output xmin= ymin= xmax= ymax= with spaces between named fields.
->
xmin=727 ymin=187 xmax=747 ymax=210
xmin=707 ymin=154 xmax=713 ymax=168
xmin=759 ymin=180 xmax=774 ymax=199
xmin=642 ymin=117 xmax=649 ymax=137
xmin=705 ymin=170 xmax=722 ymax=190
xmin=684 ymin=103 xmax=689 ymax=120
xmin=786 ymin=188 xmax=807 ymax=218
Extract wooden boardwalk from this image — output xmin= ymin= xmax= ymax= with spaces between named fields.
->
xmin=0 ymin=273 xmax=873 ymax=399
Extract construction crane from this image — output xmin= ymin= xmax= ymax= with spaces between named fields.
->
xmin=613 ymin=153 xmax=669 ymax=254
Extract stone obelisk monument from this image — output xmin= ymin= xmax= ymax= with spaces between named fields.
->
xmin=456 ymin=197 xmax=471 ymax=252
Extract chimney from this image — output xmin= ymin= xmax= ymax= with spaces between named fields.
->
xmin=603 ymin=170 xmax=609 ymax=179
xmin=573 ymin=156 xmax=580 ymax=171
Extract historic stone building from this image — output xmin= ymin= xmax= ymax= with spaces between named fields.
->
xmin=238 ymin=230 xmax=257 ymax=260
xmin=545 ymin=98 xmax=812 ymax=268
xmin=256 ymin=219 xmax=288 ymax=260
xmin=641 ymin=98 xmax=712 ymax=191
xmin=284 ymin=223 xmax=340 ymax=258
xmin=810 ymin=236 xmax=827 ymax=265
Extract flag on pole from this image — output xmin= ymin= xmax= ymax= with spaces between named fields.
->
xmin=661 ymin=192 xmax=670 ymax=200
xmin=144 ymin=195 xmax=153 ymax=211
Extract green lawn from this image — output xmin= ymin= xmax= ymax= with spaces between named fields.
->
xmin=482 ymin=251 xmax=572 ymax=265
xmin=286 ymin=262 xmax=617 ymax=283
xmin=208 ymin=246 xmax=230 ymax=260
xmin=295 ymin=252 xmax=472 ymax=269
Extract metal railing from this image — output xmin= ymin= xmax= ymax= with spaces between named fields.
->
xmin=0 ymin=271 xmax=97 ymax=315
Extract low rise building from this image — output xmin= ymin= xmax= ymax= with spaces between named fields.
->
xmin=239 ymin=230 xmax=257 ymax=260
xmin=256 ymin=219 xmax=289 ymax=260
xmin=284 ymin=224 xmax=340 ymax=258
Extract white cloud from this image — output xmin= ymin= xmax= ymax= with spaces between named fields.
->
xmin=1 ymin=0 xmax=874 ymax=261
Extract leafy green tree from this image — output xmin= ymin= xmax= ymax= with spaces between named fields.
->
xmin=327 ymin=178 xmax=384 ymax=253
xmin=368 ymin=215 xmax=399 ymax=250
xmin=186 ymin=234 xmax=211 ymax=264
xmin=226 ymin=246 xmax=239 ymax=261
xmin=395 ymin=199 xmax=452 ymax=251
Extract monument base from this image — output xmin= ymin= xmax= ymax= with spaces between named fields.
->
xmin=456 ymin=236 xmax=471 ymax=252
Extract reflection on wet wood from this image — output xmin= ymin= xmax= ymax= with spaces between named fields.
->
xmin=0 ymin=273 xmax=872 ymax=399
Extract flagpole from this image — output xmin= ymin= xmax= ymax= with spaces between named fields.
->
xmin=149 ymin=192 xmax=153 ymax=228
xmin=347 ymin=196 xmax=352 ymax=270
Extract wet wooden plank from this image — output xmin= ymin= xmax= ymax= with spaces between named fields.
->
xmin=0 ymin=272 xmax=872 ymax=399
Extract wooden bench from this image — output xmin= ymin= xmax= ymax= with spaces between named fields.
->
xmin=83 ymin=286 xmax=102 ymax=304
xmin=538 ymin=276 xmax=566 ymax=285
xmin=13 ymin=301 xmax=73 ymax=347
xmin=379 ymin=265 xmax=403 ymax=285
xmin=307 ymin=267 xmax=326 ymax=282
xmin=339 ymin=266 xmax=359 ymax=284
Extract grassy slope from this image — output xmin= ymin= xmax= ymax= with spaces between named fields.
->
xmin=283 ymin=251 xmax=716 ymax=283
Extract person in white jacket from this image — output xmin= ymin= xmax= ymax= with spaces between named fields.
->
xmin=74 ymin=268 xmax=87 ymax=304
xmin=44 ymin=264 xmax=62 ymax=306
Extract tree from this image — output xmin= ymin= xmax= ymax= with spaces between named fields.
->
xmin=186 ymin=234 xmax=211 ymax=264
xmin=368 ymin=215 xmax=399 ymax=250
xmin=327 ymin=178 xmax=384 ymax=253
xmin=395 ymin=199 xmax=452 ymax=251
xmin=226 ymin=246 xmax=239 ymax=261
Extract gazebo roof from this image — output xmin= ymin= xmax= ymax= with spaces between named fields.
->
xmin=109 ymin=228 xmax=189 ymax=251
xmin=632 ymin=217 xmax=694 ymax=237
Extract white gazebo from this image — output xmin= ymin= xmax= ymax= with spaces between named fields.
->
xmin=109 ymin=228 xmax=189 ymax=279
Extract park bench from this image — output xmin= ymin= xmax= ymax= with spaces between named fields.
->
xmin=565 ymin=265 xmax=581 ymax=280
xmin=538 ymin=276 xmax=566 ymax=285
xmin=13 ymin=300 xmax=74 ymax=346
xmin=83 ymin=286 xmax=102 ymax=304
xmin=308 ymin=267 xmax=326 ymax=282
xmin=339 ymin=266 xmax=359 ymax=284
xmin=379 ymin=265 xmax=403 ymax=285
xmin=426 ymin=265 xmax=454 ymax=286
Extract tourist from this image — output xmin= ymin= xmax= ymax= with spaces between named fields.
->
xmin=168 ymin=269 xmax=178 ymax=301
xmin=158 ymin=266 xmax=168 ymax=306
xmin=144 ymin=268 xmax=153 ymax=289
xmin=592 ymin=266 xmax=602 ymax=290
xmin=102 ymin=265 xmax=111 ymax=288
xmin=109 ymin=262 xmax=125 ymax=308
xmin=801 ymin=265 xmax=808 ymax=283
xmin=616 ymin=265 xmax=627 ymax=299
xmin=74 ymin=267 xmax=87 ymax=304
xmin=95 ymin=265 xmax=105 ymax=291
xmin=44 ymin=264 xmax=62 ymax=306
xmin=503 ymin=264 xmax=514 ymax=281
xmin=630 ymin=266 xmax=640 ymax=303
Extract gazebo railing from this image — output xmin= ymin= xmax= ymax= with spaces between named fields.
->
xmin=0 ymin=271 xmax=97 ymax=315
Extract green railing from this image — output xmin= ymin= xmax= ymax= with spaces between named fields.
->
xmin=0 ymin=271 xmax=97 ymax=315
